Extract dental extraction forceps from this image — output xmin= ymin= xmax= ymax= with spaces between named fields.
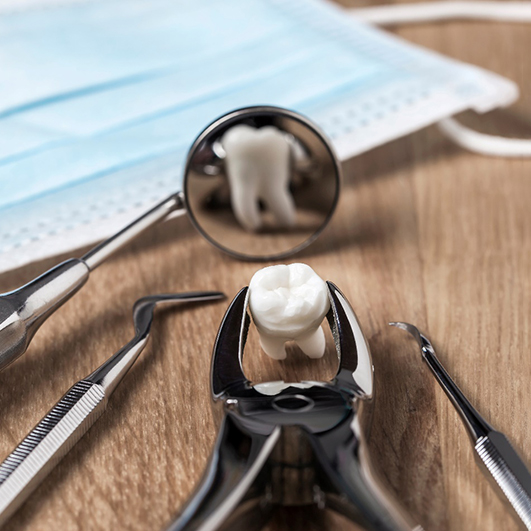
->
xmin=0 ymin=291 xmax=224 ymax=528
xmin=391 ymin=322 xmax=531 ymax=530
xmin=167 ymin=284 xmax=422 ymax=531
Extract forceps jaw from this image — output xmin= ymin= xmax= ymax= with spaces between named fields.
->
xmin=211 ymin=283 xmax=375 ymax=400
xmin=327 ymin=282 xmax=374 ymax=399
xmin=211 ymin=287 xmax=251 ymax=399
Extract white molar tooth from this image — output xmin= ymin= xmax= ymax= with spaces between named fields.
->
xmin=249 ymin=263 xmax=330 ymax=360
xmin=221 ymin=124 xmax=296 ymax=231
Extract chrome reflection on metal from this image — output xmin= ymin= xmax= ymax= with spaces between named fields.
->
xmin=391 ymin=322 xmax=531 ymax=530
xmin=0 ymin=291 xmax=224 ymax=527
xmin=166 ymin=284 xmax=420 ymax=531
xmin=0 ymin=106 xmax=339 ymax=373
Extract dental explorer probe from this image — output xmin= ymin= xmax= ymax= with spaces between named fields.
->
xmin=390 ymin=322 xmax=531 ymax=530
xmin=0 ymin=291 xmax=224 ymax=528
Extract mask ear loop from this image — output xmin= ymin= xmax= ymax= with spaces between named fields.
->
xmin=437 ymin=117 xmax=531 ymax=157
xmin=350 ymin=1 xmax=531 ymax=158
xmin=351 ymin=2 xmax=531 ymax=25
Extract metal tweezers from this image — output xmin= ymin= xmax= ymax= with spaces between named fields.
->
xmin=166 ymin=283 xmax=423 ymax=531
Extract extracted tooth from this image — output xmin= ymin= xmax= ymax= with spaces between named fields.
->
xmin=221 ymin=124 xmax=296 ymax=231
xmin=248 ymin=263 xmax=330 ymax=360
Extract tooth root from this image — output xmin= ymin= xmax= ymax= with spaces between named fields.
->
xmin=230 ymin=179 xmax=261 ymax=231
xmin=258 ymin=327 xmax=326 ymax=360
xmin=259 ymin=334 xmax=288 ymax=360
xmin=263 ymin=184 xmax=296 ymax=228
xmin=221 ymin=124 xmax=296 ymax=232
xmin=295 ymin=326 xmax=326 ymax=359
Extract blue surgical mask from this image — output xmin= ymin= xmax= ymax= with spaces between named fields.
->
xmin=0 ymin=0 xmax=518 ymax=271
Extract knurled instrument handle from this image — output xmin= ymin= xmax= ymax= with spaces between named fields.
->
xmin=0 ymin=380 xmax=106 ymax=526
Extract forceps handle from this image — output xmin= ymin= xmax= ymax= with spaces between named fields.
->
xmin=0 ymin=380 xmax=107 ymax=527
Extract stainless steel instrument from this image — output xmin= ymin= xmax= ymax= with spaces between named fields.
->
xmin=390 ymin=322 xmax=531 ymax=530
xmin=166 ymin=284 xmax=422 ymax=531
xmin=0 ymin=106 xmax=340 ymax=372
xmin=0 ymin=291 xmax=224 ymax=527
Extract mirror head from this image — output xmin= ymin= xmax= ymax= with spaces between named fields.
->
xmin=184 ymin=106 xmax=341 ymax=261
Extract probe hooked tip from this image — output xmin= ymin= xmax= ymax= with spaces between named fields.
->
xmin=389 ymin=321 xmax=429 ymax=351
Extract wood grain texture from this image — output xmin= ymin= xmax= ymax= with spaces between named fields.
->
xmin=1 ymin=2 xmax=530 ymax=529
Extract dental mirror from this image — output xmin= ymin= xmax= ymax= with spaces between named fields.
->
xmin=0 ymin=106 xmax=340 ymax=371
xmin=184 ymin=106 xmax=340 ymax=260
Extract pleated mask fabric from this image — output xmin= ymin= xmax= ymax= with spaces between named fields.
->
xmin=0 ymin=0 xmax=517 ymax=272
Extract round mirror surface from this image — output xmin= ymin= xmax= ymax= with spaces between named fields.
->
xmin=184 ymin=106 xmax=340 ymax=260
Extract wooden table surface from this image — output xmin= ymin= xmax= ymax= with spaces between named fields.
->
xmin=1 ymin=2 xmax=530 ymax=530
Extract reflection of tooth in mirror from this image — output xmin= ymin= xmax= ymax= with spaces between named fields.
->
xmin=184 ymin=106 xmax=340 ymax=260
xmin=248 ymin=263 xmax=330 ymax=360
xmin=221 ymin=124 xmax=296 ymax=232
